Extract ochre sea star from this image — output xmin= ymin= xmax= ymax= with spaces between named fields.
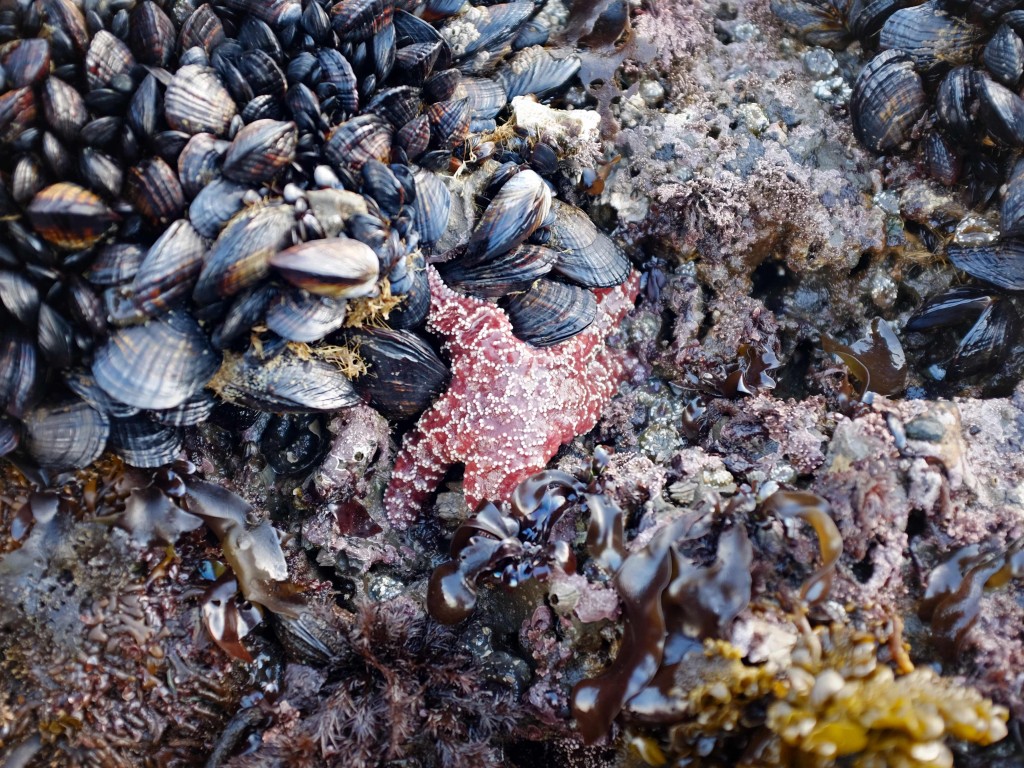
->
xmin=383 ymin=266 xmax=640 ymax=528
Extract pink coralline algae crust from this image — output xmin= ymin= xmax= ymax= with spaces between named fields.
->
xmin=383 ymin=266 xmax=641 ymax=528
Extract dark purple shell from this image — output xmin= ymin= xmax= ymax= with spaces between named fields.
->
xmin=850 ymin=49 xmax=926 ymax=153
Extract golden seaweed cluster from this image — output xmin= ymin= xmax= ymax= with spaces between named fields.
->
xmin=769 ymin=623 xmax=1007 ymax=768
xmin=632 ymin=623 xmax=1008 ymax=768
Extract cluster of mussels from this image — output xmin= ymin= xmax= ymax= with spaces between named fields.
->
xmin=771 ymin=0 xmax=1024 ymax=390
xmin=0 ymin=0 xmax=634 ymax=472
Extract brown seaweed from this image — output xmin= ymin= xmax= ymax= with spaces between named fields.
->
xmin=823 ymin=318 xmax=907 ymax=397
xmin=761 ymin=489 xmax=842 ymax=605
xmin=921 ymin=536 xmax=1024 ymax=659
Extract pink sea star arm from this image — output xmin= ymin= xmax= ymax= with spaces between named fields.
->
xmin=383 ymin=266 xmax=640 ymax=529
xmin=384 ymin=402 xmax=455 ymax=524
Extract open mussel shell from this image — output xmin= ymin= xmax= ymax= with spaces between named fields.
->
xmin=547 ymin=199 xmax=632 ymax=288
xmin=947 ymin=239 xmax=1024 ymax=291
xmin=910 ymin=289 xmax=1022 ymax=379
xmin=193 ymin=203 xmax=296 ymax=304
xmin=948 ymin=299 xmax=1020 ymax=377
xmin=906 ymin=287 xmax=994 ymax=331
xmin=209 ymin=344 xmax=361 ymax=412
xmin=26 ymin=182 xmax=118 ymax=250
xmin=270 ymin=237 xmax=380 ymax=298
xmin=109 ymin=416 xmax=183 ymax=467
xmin=502 ymin=278 xmax=597 ymax=347
xmin=850 ymin=49 xmax=926 ymax=153
xmin=467 ymin=168 xmax=551 ymax=261
xmin=24 ymin=398 xmax=110 ymax=469
xmin=265 ymin=289 xmax=349 ymax=342
xmin=92 ymin=311 xmax=221 ymax=410
xmin=438 ymin=243 xmax=558 ymax=297
xmin=974 ymin=71 xmax=1024 ymax=146
xmin=350 ymin=327 xmax=449 ymax=420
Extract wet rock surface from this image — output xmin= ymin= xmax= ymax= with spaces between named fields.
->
xmin=4 ymin=0 xmax=1024 ymax=765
